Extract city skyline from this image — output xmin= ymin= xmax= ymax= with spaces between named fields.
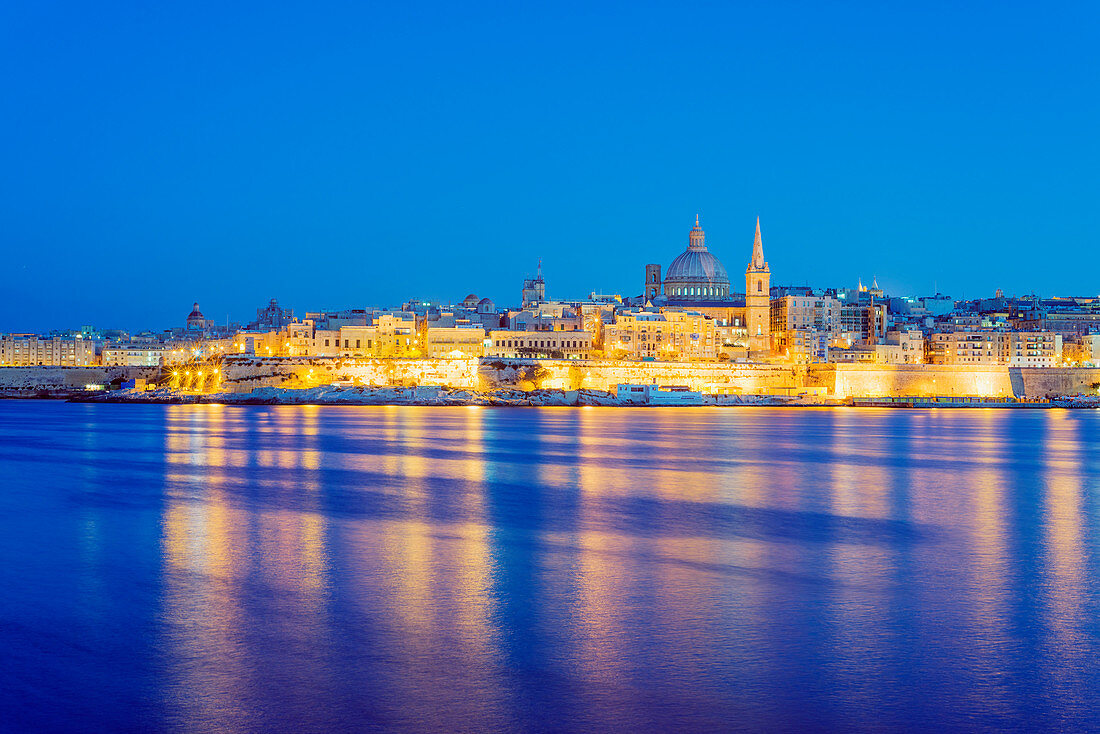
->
xmin=2 ymin=2 xmax=1098 ymax=332
xmin=2 ymin=210 xmax=1094 ymax=335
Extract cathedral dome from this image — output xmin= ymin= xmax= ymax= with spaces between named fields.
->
xmin=666 ymin=248 xmax=729 ymax=282
xmin=663 ymin=217 xmax=731 ymax=299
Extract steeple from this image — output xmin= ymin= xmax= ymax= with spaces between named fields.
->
xmin=688 ymin=215 xmax=706 ymax=250
xmin=749 ymin=216 xmax=766 ymax=271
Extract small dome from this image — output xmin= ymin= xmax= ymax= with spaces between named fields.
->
xmin=478 ymin=297 xmax=493 ymax=306
xmin=461 ymin=293 xmax=479 ymax=307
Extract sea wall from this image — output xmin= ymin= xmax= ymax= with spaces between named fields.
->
xmin=219 ymin=357 xmax=482 ymax=392
xmin=6 ymin=360 xmax=1098 ymax=400
xmin=1015 ymin=367 xmax=1100 ymax=398
xmin=477 ymin=359 xmax=806 ymax=394
xmin=218 ymin=357 xmax=807 ymax=395
xmin=809 ymin=364 xmax=1015 ymax=399
xmin=808 ymin=364 xmax=1100 ymax=399
xmin=0 ymin=365 xmax=158 ymax=393
xmin=212 ymin=358 xmax=1100 ymax=398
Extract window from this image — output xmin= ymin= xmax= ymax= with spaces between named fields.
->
xmin=757 ymin=280 xmax=763 ymax=292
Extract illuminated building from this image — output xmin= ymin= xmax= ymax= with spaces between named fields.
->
xmin=603 ymin=310 xmax=717 ymax=361
xmin=102 ymin=344 xmax=167 ymax=366
xmin=1 ymin=334 xmax=96 ymax=366
xmin=929 ymin=331 xmax=1062 ymax=366
xmin=424 ymin=325 xmax=486 ymax=358
xmin=876 ymin=331 xmax=926 ymax=364
xmin=487 ymin=330 xmax=592 ymax=359
xmin=1063 ymin=334 xmax=1100 ymax=365
xmin=374 ymin=314 xmax=418 ymax=357
xmin=840 ymin=302 xmax=888 ymax=344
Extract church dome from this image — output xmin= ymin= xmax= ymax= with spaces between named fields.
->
xmin=664 ymin=217 xmax=731 ymax=299
xmin=666 ymin=248 xmax=729 ymax=282
xmin=186 ymin=302 xmax=205 ymax=329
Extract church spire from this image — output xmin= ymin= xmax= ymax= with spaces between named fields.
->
xmin=750 ymin=216 xmax=766 ymax=270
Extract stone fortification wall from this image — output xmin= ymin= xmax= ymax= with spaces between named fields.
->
xmin=220 ymin=357 xmax=482 ymax=392
xmin=0 ymin=365 xmax=157 ymax=392
xmin=1015 ymin=367 xmax=1100 ymax=398
xmin=191 ymin=358 xmax=1100 ymax=399
xmin=809 ymin=364 xmax=1100 ymax=399
xmin=477 ymin=359 xmax=805 ymax=394
xmin=219 ymin=357 xmax=805 ymax=394
xmin=810 ymin=364 xmax=1015 ymax=399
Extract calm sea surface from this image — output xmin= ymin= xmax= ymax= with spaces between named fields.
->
xmin=3 ymin=401 xmax=1100 ymax=732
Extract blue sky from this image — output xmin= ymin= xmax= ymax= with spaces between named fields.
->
xmin=1 ymin=1 xmax=1097 ymax=331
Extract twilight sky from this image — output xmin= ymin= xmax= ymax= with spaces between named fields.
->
xmin=2 ymin=1 xmax=1098 ymax=332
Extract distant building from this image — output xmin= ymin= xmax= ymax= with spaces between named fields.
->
xmin=521 ymin=262 xmax=547 ymax=308
xmin=251 ymin=298 xmax=294 ymax=331
xmin=0 ymin=334 xmax=96 ymax=366
xmin=185 ymin=302 xmax=208 ymax=331
xmin=424 ymin=325 xmax=486 ymax=358
xmin=929 ymin=330 xmax=1061 ymax=366
xmin=102 ymin=344 xmax=166 ymax=367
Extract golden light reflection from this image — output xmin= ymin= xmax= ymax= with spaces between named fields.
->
xmin=1042 ymin=411 xmax=1087 ymax=659
xmin=160 ymin=405 xmax=333 ymax=731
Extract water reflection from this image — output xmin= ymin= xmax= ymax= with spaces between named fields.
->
xmin=5 ymin=403 xmax=1100 ymax=731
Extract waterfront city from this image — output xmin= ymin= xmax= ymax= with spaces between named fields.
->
xmin=3 ymin=214 xmax=1099 ymax=406
xmin=5 ymin=2 xmax=1100 ymax=732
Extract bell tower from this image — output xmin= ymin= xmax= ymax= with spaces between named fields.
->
xmin=645 ymin=264 xmax=662 ymax=300
xmin=745 ymin=217 xmax=771 ymax=354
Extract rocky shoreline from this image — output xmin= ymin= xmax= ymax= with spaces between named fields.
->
xmin=61 ymin=385 xmax=799 ymax=407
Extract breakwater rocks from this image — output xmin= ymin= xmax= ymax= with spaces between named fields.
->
xmin=74 ymin=385 xmax=796 ymax=407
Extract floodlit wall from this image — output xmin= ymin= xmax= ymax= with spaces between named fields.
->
xmin=220 ymin=357 xmax=483 ymax=392
xmin=0 ymin=366 xmax=158 ymax=391
xmin=809 ymin=364 xmax=1100 ymax=399
xmin=810 ymin=364 xmax=1015 ymax=399
xmin=86 ymin=357 xmax=1100 ymax=399
xmin=478 ymin=359 xmax=804 ymax=394
xmin=219 ymin=357 xmax=805 ymax=395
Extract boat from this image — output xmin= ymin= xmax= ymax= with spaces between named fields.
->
xmin=616 ymin=383 xmax=704 ymax=406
